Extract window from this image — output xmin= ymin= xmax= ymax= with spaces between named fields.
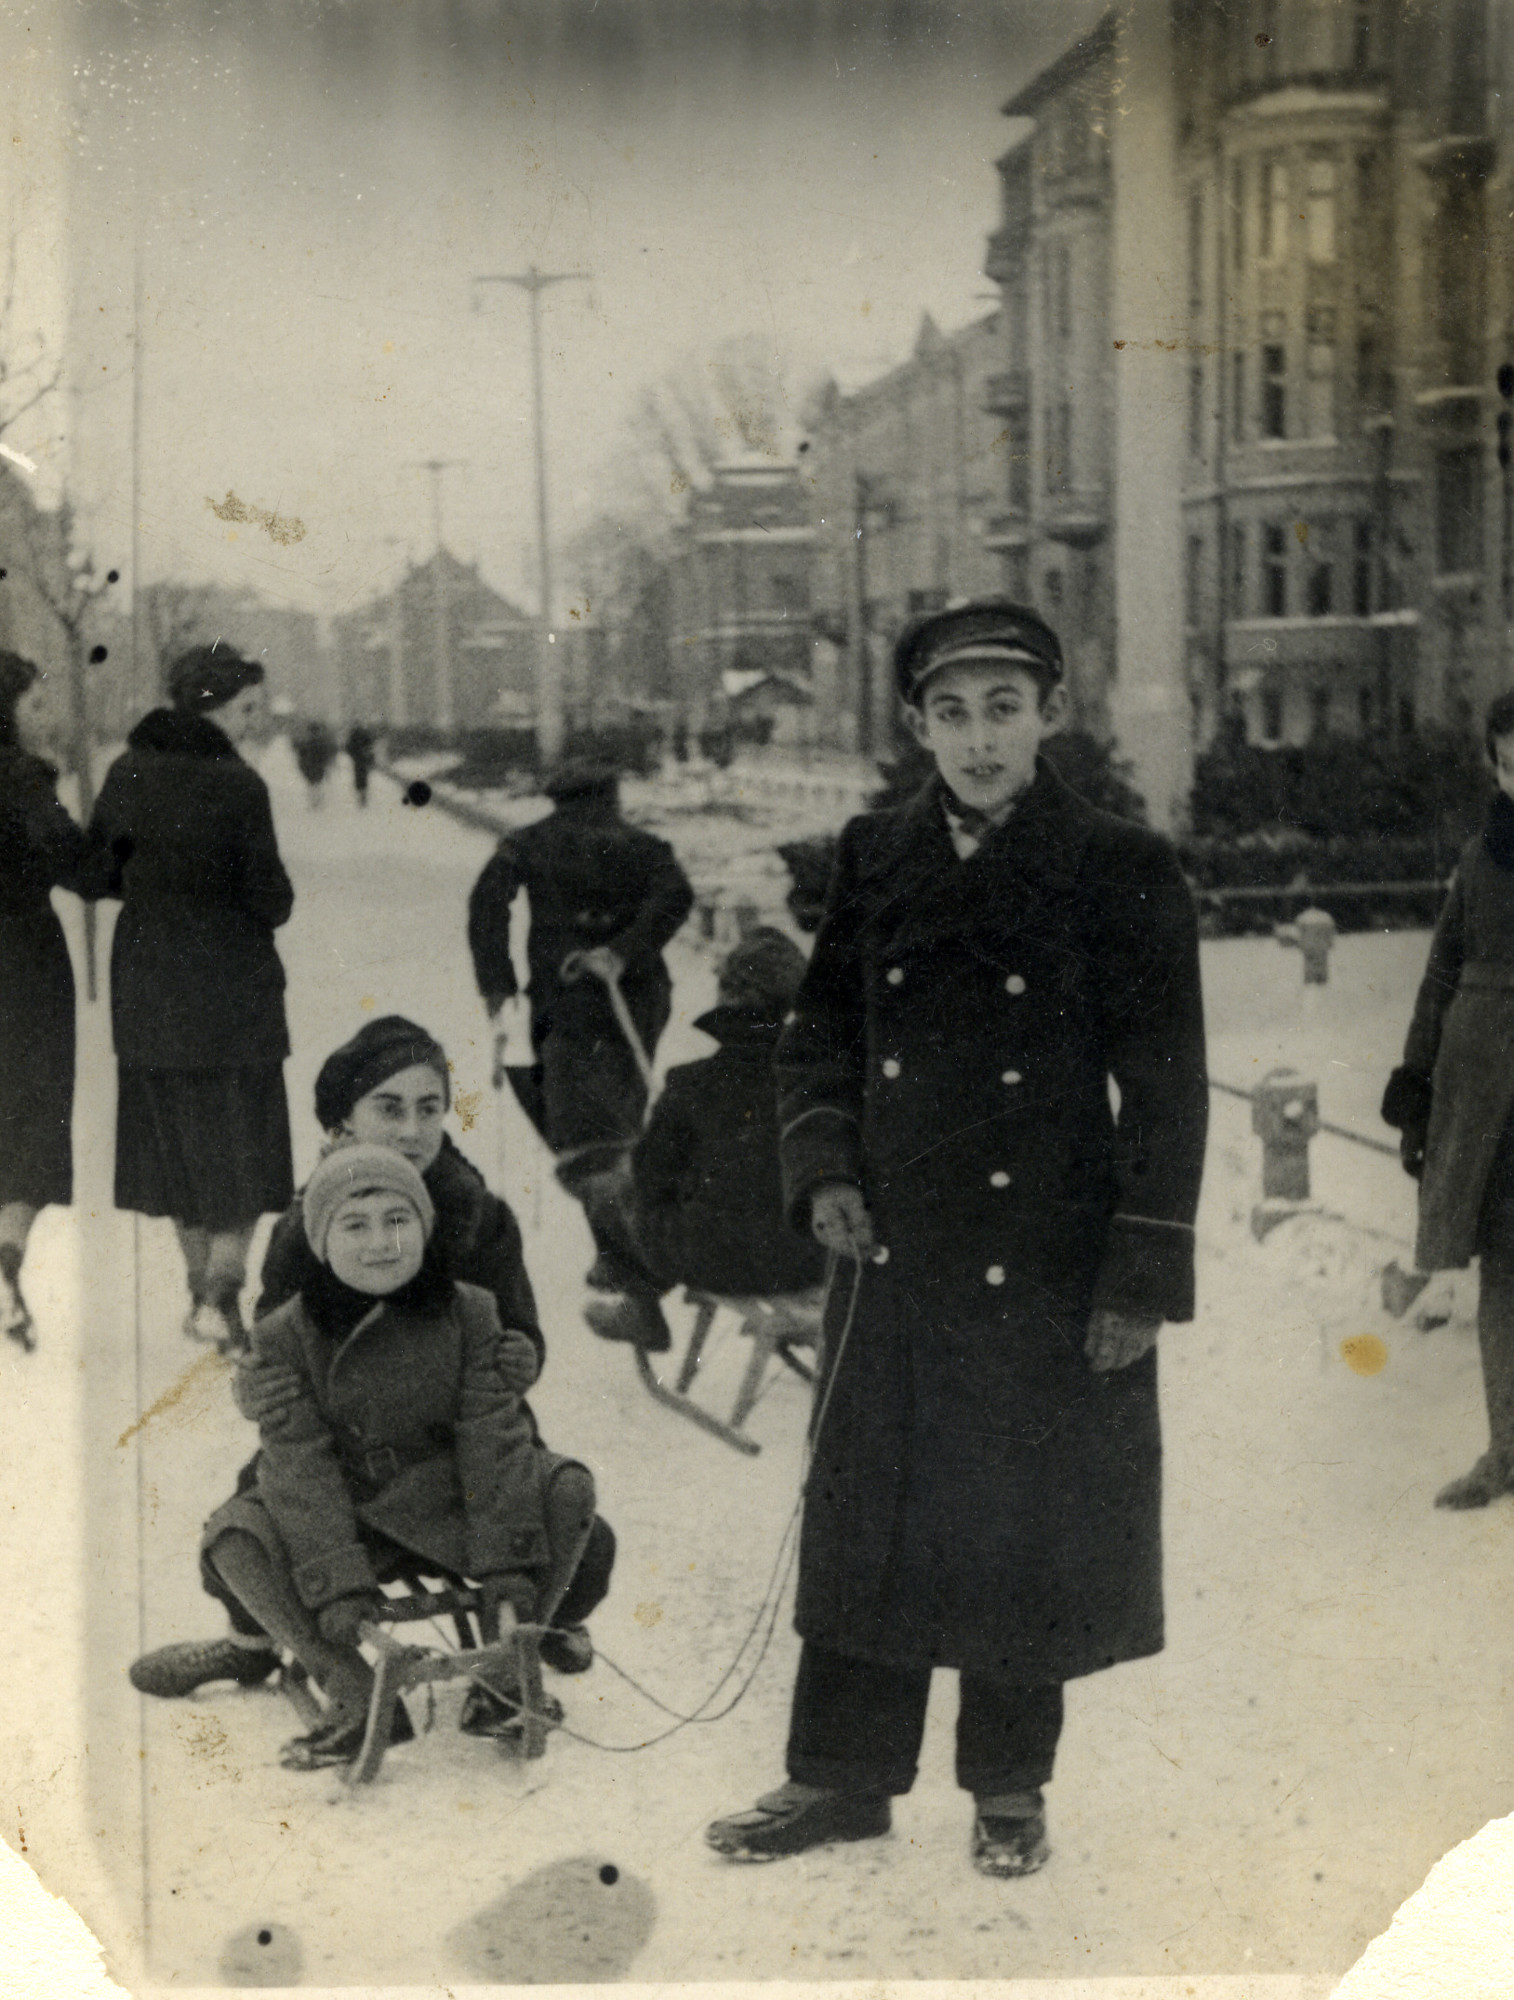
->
xmin=1353 ymin=519 xmax=1372 ymax=615
xmin=1232 ymin=350 xmax=1246 ymax=442
xmin=1262 ymin=340 xmax=1288 ymax=439
xmin=1309 ymin=684 xmax=1332 ymax=740
xmin=1356 ymin=315 xmax=1387 ymax=413
xmin=1397 ymin=690 xmax=1416 ymax=736
xmin=1303 ymin=0 xmax=1337 ymax=71
xmin=1435 ymin=447 xmax=1482 ymax=573
xmin=1056 ymin=241 xmax=1072 ymax=340
xmin=1306 ymin=307 xmax=1336 ymax=437
xmin=1264 ymin=523 xmax=1288 ymax=615
xmin=1044 ymin=240 xmax=1071 ymax=348
xmin=1188 ymin=364 xmax=1204 ymax=458
xmin=1185 ymin=535 xmax=1203 ymax=626
xmin=1228 ymin=521 xmax=1247 ymax=614
xmin=1352 ymin=0 xmax=1375 ymax=69
xmin=1359 ymin=685 xmax=1375 ymax=732
xmin=1044 ymin=569 xmax=1064 ymax=612
xmin=1008 ymin=420 xmax=1031 ymax=510
xmin=1229 ymin=160 xmax=1244 ymax=274
xmin=1261 ymin=682 xmax=1284 ymax=741
xmin=1260 ymin=157 xmax=1288 ymax=261
xmin=1306 ymin=552 xmax=1334 ymax=617
xmin=1306 ymin=156 xmax=1337 ymax=263
xmin=1047 ymin=399 xmax=1072 ymax=490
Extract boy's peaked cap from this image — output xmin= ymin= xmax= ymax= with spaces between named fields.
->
xmin=894 ymin=598 xmax=1063 ymax=706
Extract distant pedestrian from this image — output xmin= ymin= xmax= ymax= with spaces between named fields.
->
xmin=293 ymin=719 xmax=337 ymax=807
xmin=345 ymin=723 xmax=376 ymax=807
xmin=1382 ymin=690 xmax=1514 ymax=1509
xmin=0 ymin=653 xmax=93 ymax=1352
xmin=467 ymin=759 xmax=694 ymax=1304
xmin=582 ymin=928 xmax=825 ymax=1352
xmin=705 ymin=600 xmax=1208 ymax=1879
xmin=88 ymin=644 xmax=295 ymax=1349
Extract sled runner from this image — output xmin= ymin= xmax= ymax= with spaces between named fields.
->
xmin=634 ymin=1288 xmax=821 ymax=1457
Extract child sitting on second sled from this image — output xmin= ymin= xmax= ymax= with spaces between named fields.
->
xmin=197 ymin=1139 xmax=591 ymax=1769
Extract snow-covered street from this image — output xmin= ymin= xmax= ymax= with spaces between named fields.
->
xmin=2 ymin=743 xmax=1510 ymax=1990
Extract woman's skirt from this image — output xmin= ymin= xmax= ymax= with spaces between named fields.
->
xmin=116 ymin=1064 xmax=293 ymax=1231
xmin=0 ymin=909 xmax=76 ymax=1209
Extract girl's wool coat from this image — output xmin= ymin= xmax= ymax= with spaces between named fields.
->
xmin=1390 ymin=808 xmax=1514 ymax=1271
xmin=777 ymin=762 xmax=1209 ymax=1684
xmin=207 ymin=1279 xmax=553 ymax=1609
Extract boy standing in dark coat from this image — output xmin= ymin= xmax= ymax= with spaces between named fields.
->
xmin=466 ymin=761 xmax=694 ymax=1292
xmin=707 ymin=601 xmax=1208 ymax=1878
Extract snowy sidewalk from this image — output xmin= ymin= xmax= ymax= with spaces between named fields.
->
xmin=2 ymin=745 xmax=1508 ymax=1989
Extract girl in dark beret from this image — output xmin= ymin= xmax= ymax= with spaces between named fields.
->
xmin=0 ymin=653 xmax=94 ymax=1350
xmin=87 ymin=643 xmax=295 ymax=1349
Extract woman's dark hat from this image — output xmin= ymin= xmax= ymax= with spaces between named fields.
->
xmin=166 ymin=643 xmax=265 ymax=714
xmin=313 ymin=1015 xmax=451 ymax=1131
xmin=894 ymin=599 xmax=1064 ymax=706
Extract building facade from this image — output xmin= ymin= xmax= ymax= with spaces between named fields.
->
xmin=1176 ymin=0 xmax=1507 ymax=748
xmin=333 ymin=549 xmax=535 ymax=735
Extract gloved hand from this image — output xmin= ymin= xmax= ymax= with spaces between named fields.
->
xmin=317 ymin=1592 xmax=384 ymax=1648
xmin=234 ymin=1350 xmax=303 ymax=1424
xmin=496 ymin=1326 xmax=541 ymax=1394
xmin=483 ymin=992 xmax=510 ymax=1020
xmin=1400 ymin=1126 xmax=1427 ymax=1181
xmin=1085 ymin=1308 xmax=1162 ymax=1373
xmin=561 ymin=945 xmax=625 ymax=986
xmin=476 ymin=1573 xmax=538 ymax=1623
xmin=810 ymin=1182 xmax=876 ymax=1260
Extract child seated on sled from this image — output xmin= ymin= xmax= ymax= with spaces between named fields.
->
xmin=198 ymin=1140 xmax=591 ymax=1770
xmin=579 ymin=928 xmax=827 ymax=1352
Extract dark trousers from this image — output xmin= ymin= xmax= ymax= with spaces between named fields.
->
xmin=785 ymin=1641 xmax=1064 ymax=1798
xmin=1475 ymin=1120 xmax=1514 ymax=1461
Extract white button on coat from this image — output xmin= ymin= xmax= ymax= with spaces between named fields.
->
xmin=990 ymin=1171 xmax=1010 ymax=1188
xmin=1001 ymin=1070 xmax=1022 ymax=1086
xmin=881 ymin=1058 xmax=901 ymax=1078
xmin=986 ymin=1265 xmax=1006 ymax=1286
xmin=886 ymin=967 xmax=904 ymax=985
xmin=1005 ymin=974 xmax=1027 ymax=995
xmin=871 ymin=1245 xmax=890 ymax=1265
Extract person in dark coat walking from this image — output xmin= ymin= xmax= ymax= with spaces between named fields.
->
xmin=88 ymin=645 xmax=294 ymax=1349
xmin=582 ymin=928 xmax=826 ymax=1351
xmin=467 ymin=759 xmax=695 ymax=1291
xmin=292 ymin=718 xmax=338 ymax=807
xmin=128 ymin=1014 xmax=613 ymax=1698
xmin=0 ymin=653 xmax=93 ymax=1352
xmin=345 ymin=724 xmax=376 ymax=807
xmin=1381 ymin=691 xmax=1514 ymax=1509
xmin=706 ymin=600 xmax=1208 ymax=1879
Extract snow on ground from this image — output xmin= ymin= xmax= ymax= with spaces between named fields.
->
xmin=2 ymin=743 xmax=1509 ymax=1990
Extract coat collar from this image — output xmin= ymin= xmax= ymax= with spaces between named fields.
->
xmin=857 ymin=756 xmax=1096 ymax=962
xmin=127 ymin=706 xmax=240 ymax=759
xmin=691 ymin=1001 xmax=787 ymax=1050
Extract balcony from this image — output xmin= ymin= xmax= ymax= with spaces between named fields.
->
xmin=984 ymin=370 xmax=1029 ymax=416
xmin=983 ymin=508 xmax=1032 ymax=551
xmin=1043 ymin=489 xmax=1108 ymax=549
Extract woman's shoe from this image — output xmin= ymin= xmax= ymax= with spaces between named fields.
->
xmin=0 ymin=1245 xmax=35 ymax=1352
xmin=130 ymin=1636 xmax=278 ymax=1698
xmin=279 ymin=1699 xmax=414 ymax=1771
xmin=971 ymin=1792 xmax=1050 ymax=1878
xmin=459 ymin=1678 xmax=565 ymax=1739
xmin=582 ymin=1293 xmax=672 ymax=1353
xmin=705 ymin=1781 xmax=891 ymax=1860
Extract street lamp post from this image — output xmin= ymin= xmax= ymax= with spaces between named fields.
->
xmin=473 ymin=265 xmax=591 ymax=767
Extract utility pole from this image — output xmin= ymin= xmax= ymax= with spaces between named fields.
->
xmin=405 ymin=459 xmax=462 ymax=734
xmin=473 ymin=264 xmax=591 ymax=766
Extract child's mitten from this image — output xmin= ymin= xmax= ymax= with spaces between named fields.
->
xmin=234 ymin=1351 xmax=303 ymax=1424
xmin=496 ymin=1326 xmax=540 ymax=1393
xmin=317 ymin=1592 xmax=385 ymax=1647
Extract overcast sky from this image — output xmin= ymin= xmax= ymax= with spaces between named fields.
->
xmin=12 ymin=0 xmax=1106 ymax=622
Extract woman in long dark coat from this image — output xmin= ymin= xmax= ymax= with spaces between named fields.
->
xmin=89 ymin=645 xmax=295 ymax=1348
xmin=0 ymin=652 xmax=92 ymax=1351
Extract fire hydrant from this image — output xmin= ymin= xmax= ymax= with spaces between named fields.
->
xmin=1251 ymin=1067 xmax=1320 ymax=1237
xmin=1276 ymin=905 xmax=1337 ymax=984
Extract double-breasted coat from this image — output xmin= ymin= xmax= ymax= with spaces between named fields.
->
xmin=777 ymin=761 xmax=1209 ymax=1684
xmin=1385 ymin=797 xmax=1514 ymax=1271
xmin=204 ymin=1277 xmax=558 ymax=1612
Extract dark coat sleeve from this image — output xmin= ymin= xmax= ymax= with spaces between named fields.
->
xmin=237 ymin=774 xmax=295 ymax=930
xmin=1394 ymin=859 xmax=1469 ymax=1100
xmin=452 ymin=1286 xmax=550 ymax=1582
xmin=253 ymin=1305 xmax=377 ymax=1607
xmin=254 ymin=1201 xmax=316 ymax=1320
xmin=607 ymin=834 xmax=695 ymax=975
xmin=468 ymin=1191 xmax=546 ymax=1374
xmin=1086 ymin=828 xmax=1209 ymax=1323
xmin=630 ymin=1077 xmax=700 ymax=1214
xmin=775 ymin=820 xmax=869 ymax=1224
xmin=15 ymin=763 xmax=94 ymax=897
xmin=81 ymin=758 xmax=132 ymax=899
xmin=467 ymin=841 xmax=524 ymax=1001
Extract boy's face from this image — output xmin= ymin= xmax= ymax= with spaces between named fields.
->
xmin=906 ymin=659 xmax=1067 ymax=818
xmin=344 ymin=1062 xmax=447 ymax=1172
xmin=1493 ymin=732 xmax=1514 ymax=802
xmin=324 ymin=1189 xmax=427 ymax=1295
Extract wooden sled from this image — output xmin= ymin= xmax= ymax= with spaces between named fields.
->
xmin=634 ymin=1287 xmax=821 ymax=1457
